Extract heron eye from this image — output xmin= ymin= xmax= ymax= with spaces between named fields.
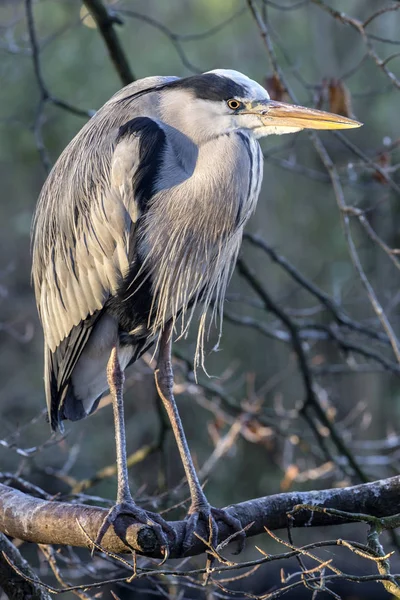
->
xmin=227 ymin=99 xmax=243 ymax=111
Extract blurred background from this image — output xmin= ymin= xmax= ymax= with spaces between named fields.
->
xmin=1 ymin=0 xmax=400 ymax=598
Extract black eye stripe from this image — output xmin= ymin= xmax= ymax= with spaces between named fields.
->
xmin=165 ymin=74 xmax=247 ymax=101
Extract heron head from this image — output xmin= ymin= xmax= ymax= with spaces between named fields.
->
xmin=159 ymin=69 xmax=361 ymax=144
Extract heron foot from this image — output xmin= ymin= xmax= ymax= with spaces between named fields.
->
xmin=183 ymin=502 xmax=245 ymax=555
xmin=95 ymin=500 xmax=175 ymax=558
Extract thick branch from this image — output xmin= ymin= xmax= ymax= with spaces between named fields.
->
xmin=1 ymin=477 xmax=399 ymax=558
xmin=83 ymin=0 xmax=135 ymax=86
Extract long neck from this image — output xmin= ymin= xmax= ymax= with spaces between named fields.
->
xmin=138 ymin=131 xmax=262 ymax=367
xmin=155 ymin=131 xmax=258 ymax=234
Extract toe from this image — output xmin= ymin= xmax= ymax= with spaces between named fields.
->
xmin=183 ymin=506 xmax=245 ymax=555
xmin=146 ymin=510 xmax=176 ymax=542
xmin=211 ymin=508 xmax=245 ymax=553
xmin=94 ymin=502 xmax=173 ymax=557
xmin=183 ymin=511 xmax=200 ymax=552
xmin=94 ymin=519 xmax=111 ymax=548
xmin=208 ymin=515 xmax=219 ymax=550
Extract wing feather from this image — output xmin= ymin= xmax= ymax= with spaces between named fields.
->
xmin=32 ymin=77 xmax=174 ymax=428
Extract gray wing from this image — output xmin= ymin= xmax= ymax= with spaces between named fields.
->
xmin=32 ymin=76 xmax=175 ymax=428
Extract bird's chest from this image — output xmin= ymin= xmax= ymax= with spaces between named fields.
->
xmin=111 ymin=134 xmax=263 ymax=342
xmin=153 ymin=133 xmax=262 ymax=241
xmin=140 ymin=133 xmax=263 ymax=281
xmin=191 ymin=133 xmax=262 ymax=233
xmin=131 ymin=133 xmax=261 ymax=329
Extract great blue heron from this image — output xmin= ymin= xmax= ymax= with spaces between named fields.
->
xmin=32 ymin=69 xmax=361 ymax=553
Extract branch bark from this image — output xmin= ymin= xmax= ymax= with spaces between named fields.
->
xmin=83 ymin=0 xmax=135 ymax=86
xmin=1 ymin=476 xmax=399 ymax=558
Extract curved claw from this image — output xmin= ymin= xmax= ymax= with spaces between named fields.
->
xmin=183 ymin=504 xmax=245 ymax=555
xmin=95 ymin=501 xmax=174 ymax=557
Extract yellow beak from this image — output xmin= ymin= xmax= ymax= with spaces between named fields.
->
xmin=249 ymin=100 xmax=362 ymax=130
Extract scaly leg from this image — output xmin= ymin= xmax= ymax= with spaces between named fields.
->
xmin=96 ymin=346 xmax=174 ymax=554
xmin=155 ymin=321 xmax=245 ymax=553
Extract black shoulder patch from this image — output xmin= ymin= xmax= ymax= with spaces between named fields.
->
xmin=166 ymin=74 xmax=247 ymax=102
xmin=116 ymin=117 xmax=166 ymax=212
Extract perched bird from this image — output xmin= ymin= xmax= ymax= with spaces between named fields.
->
xmin=32 ymin=69 xmax=361 ymax=552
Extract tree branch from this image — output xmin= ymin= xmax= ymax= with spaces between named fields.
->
xmin=0 ymin=533 xmax=52 ymax=599
xmin=83 ymin=0 xmax=135 ymax=86
xmin=1 ymin=477 xmax=399 ymax=558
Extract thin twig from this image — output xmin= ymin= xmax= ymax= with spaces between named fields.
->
xmin=83 ymin=0 xmax=135 ymax=85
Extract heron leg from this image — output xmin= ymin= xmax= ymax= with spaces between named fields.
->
xmin=108 ymin=345 xmax=130 ymax=505
xmin=155 ymin=322 xmax=245 ymax=554
xmin=95 ymin=346 xmax=174 ymax=555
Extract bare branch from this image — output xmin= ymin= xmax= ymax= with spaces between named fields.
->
xmin=0 ymin=533 xmax=52 ymax=600
xmin=24 ymin=0 xmax=93 ymax=173
xmin=83 ymin=0 xmax=135 ymax=85
xmin=1 ymin=476 xmax=400 ymax=558
xmin=237 ymin=257 xmax=368 ymax=482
